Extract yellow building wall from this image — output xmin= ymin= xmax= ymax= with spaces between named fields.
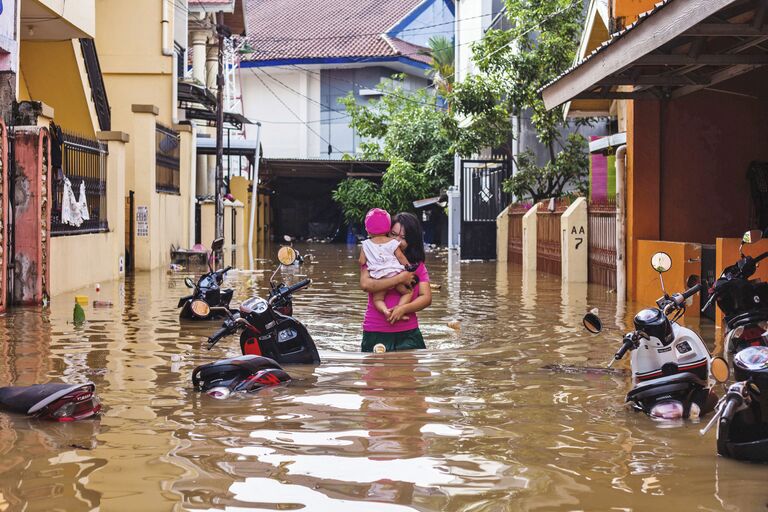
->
xmin=636 ymin=240 xmax=702 ymax=317
xmin=19 ymin=40 xmax=97 ymax=136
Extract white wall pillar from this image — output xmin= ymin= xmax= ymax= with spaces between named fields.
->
xmin=496 ymin=205 xmax=510 ymax=262
xmin=522 ymin=203 xmax=538 ymax=272
xmin=560 ymin=197 xmax=589 ymax=282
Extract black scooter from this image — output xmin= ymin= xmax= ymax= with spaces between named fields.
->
xmin=702 ymin=229 xmax=768 ymax=354
xmin=195 ymin=245 xmax=320 ymax=365
xmin=0 ymin=382 xmax=101 ymax=421
xmin=178 ymin=238 xmax=235 ymax=320
xmin=192 ymin=355 xmax=291 ymax=399
xmin=701 ymin=350 xmax=768 ymax=462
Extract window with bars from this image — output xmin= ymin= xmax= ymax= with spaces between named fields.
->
xmin=156 ymin=123 xmax=181 ymax=194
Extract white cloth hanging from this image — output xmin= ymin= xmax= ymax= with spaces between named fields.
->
xmin=78 ymin=180 xmax=90 ymax=221
xmin=61 ymin=176 xmax=83 ymax=227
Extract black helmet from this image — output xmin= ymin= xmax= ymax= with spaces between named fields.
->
xmin=633 ymin=308 xmax=674 ymax=346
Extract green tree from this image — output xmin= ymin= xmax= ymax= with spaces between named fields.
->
xmin=332 ymin=80 xmax=453 ymax=224
xmin=423 ymin=35 xmax=455 ymax=100
xmin=448 ymin=0 xmax=590 ymax=203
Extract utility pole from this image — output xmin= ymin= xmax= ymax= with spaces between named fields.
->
xmin=214 ymin=12 xmax=229 ymax=257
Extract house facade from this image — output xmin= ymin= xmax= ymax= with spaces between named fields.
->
xmin=237 ymin=0 xmax=455 ymax=159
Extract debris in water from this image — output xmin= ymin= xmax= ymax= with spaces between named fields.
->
xmin=447 ymin=320 xmax=461 ymax=331
xmin=73 ymin=302 xmax=85 ymax=325
xmin=542 ymin=363 xmax=626 ymax=376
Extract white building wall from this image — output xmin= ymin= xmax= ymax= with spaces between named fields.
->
xmin=238 ymin=66 xmax=321 ymax=158
xmin=455 ymin=0 xmax=493 ymax=83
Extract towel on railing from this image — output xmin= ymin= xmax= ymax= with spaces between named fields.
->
xmin=61 ymin=176 xmax=85 ymax=227
xmin=78 ymin=181 xmax=90 ymax=221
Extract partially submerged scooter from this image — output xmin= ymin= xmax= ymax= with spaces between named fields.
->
xmin=702 ymin=229 xmax=768 ymax=354
xmin=196 ymin=245 xmax=321 ymax=365
xmin=0 ymin=382 xmax=101 ymax=421
xmin=701 ymin=350 xmax=768 ymax=462
xmin=583 ymin=251 xmax=716 ymax=420
xmin=192 ymin=355 xmax=291 ymax=399
xmin=178 ymin=238 xmax=236 ymax=321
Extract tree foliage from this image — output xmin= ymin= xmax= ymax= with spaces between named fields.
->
xmin=332 ymin=80 xmax=453 ymax=224
xmin=448 ymin=0 xmax=591 ymax=203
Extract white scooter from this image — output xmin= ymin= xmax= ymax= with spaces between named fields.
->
xmin=583 ymin=251 xmax=718 ymax=420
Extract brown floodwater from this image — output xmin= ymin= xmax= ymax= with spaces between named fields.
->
xmin=0 ymin=243 xmax=767 ymax=511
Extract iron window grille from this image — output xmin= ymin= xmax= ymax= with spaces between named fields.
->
xmin=156 ymin=123 xmax=181 ymax=194
xmin=51 ymin=131 xmax=109 ymax=236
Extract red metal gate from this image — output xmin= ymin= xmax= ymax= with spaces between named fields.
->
xmin=508 ymin=205 xmax=527 ymax=264
xmin=587 ymin=200 xmax=617 ymax=288
xmin=537 ymin=201 xmax=569 ymax=276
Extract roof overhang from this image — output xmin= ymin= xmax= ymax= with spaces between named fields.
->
xmin=260 ymin=158 xmax=389 ymax=180
xmin=542 ymin=0 xmax=768 ymax=111
xmin=196 ymin=136 xmax=259 ymax=156
xmin=239 ymin=56 xmax=431 ymax=72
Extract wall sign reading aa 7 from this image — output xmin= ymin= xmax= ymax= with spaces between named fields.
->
xmin=571 ymin=225 xmax=585 ymax=249
xmin=137 ymin=206 xmax=148 ymax=237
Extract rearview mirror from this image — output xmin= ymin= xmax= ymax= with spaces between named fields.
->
xmin=211 ymin=238 xmax=225 ymax=251
xmin=184 ymin=277 xmax=196 ymax=289
xmin=743 ymin=230 xmax=762 ymax=245
xmin=583 ymin=311 xmax=602 ymax=334
xmin=711 ymin=356 xmax=730 ymax=383
xmin=190 ymin=299 xmax=211 ymax=318
xmin=277 ymin=246 xmax=297 ymax=266
xmin=651 ymin=252 xmax=672 ymax=273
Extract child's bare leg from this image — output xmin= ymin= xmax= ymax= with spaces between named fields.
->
xmin=372 ymin=289 xmax=390 ymax=316
xmin=393 ymin=284 xmax=412 ymax=321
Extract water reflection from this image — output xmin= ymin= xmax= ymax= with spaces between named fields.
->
xmin=0 ymin=243 xmax=762 ymax=511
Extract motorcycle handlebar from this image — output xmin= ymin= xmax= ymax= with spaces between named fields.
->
xmin=206 ymin=325 xmax=232 ymax=349
xmin=286 ymin=278 xmax=312 ymax=295
xmin=721 ymin=395 xmax=742 ymax=425
xmin=681 ymin=283 xmax=702 ymax=301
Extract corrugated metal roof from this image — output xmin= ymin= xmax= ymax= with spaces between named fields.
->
xmin=540 ymin=0 xmax=673 ymax=92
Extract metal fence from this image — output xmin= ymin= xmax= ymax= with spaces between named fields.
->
xmin=587 ymin=200 xmax=617 ymax=288
xmin=536 ymin=200 xmax=569 ymax=276
xmin=156 ymin=124 xmax=180 ymax=194
xmin=51 ymin=131 xmax=109 ymax=236
xmin=508 ymin=204 xmax=527 ymax=265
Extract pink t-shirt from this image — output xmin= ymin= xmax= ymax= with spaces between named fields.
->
xmin=362 ymin=262 xmax=430 ymax=333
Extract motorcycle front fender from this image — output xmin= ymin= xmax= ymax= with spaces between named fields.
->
xmin=177 ymin=296 xmax=193 ymax=308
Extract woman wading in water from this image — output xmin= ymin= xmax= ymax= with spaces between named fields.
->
xmin=359 ymin=212 xmax=432 ymax=352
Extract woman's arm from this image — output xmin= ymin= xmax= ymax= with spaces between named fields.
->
xmin=388 ymin=282 xmax=432 ymax=323
xmin=359 ymin=267 xmax=414 ymax=293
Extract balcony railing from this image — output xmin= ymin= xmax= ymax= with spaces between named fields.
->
xmin=51 ymin=131 xmax=109 ymax=236
xmin=156 ymin=123 xmax=180 ymax=194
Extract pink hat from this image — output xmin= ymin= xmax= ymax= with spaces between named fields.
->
xmin=364 ymin=208 xmax=391 ymax=235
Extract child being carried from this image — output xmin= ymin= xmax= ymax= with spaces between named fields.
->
xmin=359 ymin=208 xmax=418 ymax=318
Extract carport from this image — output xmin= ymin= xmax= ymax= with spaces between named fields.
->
xmin=541 ymin=0 xmax=768 ymax=312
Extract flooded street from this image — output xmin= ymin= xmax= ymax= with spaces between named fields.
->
xmin=1 ymin=243 xmax=767 ymax=511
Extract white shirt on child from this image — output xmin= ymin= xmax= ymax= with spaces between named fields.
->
xmin=361 ymin=239 xmax=405 ymax=279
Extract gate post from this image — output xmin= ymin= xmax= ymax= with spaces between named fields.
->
xmin=0 ymin=122 xmax=7 ymax=312
xmin=496 ymin=205 xmax=510 ymax=262
xmin=522 ymin=203 xmax=539 ymax=271
xmin=561 ymin=197 xmax=589 ymax=282
xmin=12 ymin=127 xmax=51 ymax=305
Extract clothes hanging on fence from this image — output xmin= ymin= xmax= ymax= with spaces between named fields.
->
xmin=78 ymin=181 xmax=90 ymax=221
xmin=61 ymin=176 xmax=83 ymax=227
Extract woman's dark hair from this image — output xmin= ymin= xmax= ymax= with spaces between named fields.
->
xmin=393 ymin=212 xmax=425 ymax=264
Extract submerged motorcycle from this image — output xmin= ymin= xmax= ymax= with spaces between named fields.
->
xmin=192 ymin=245 xmax=321 ymax=365
xmin=702 ymin=229 xmax=768 ymax=354
xmin=0 ymin=382 xmax=101 ymax=421
xmin=583 ymin=251 xmax=716 ymax=420
xmin=701 ymin=349 xmax=768 ymax=462
xmin=192 ymin=355 xmax=291 ymax=399
xmin=178 ymin=238 xmax=235 ymax=320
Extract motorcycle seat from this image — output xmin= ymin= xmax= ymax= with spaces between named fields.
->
xmin=627 ymin=372 xmax=707 ymax=402
xmin=727 ymin=310 xmax=768 ymax=329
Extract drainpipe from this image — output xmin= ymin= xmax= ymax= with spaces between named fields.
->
xmin=161 ymin=0 xmax=173 ymax=56
xmin=248 ymin=122 xmax=263 ymax=269
xmin=615 ymin=144 xmax=627 ymax=305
